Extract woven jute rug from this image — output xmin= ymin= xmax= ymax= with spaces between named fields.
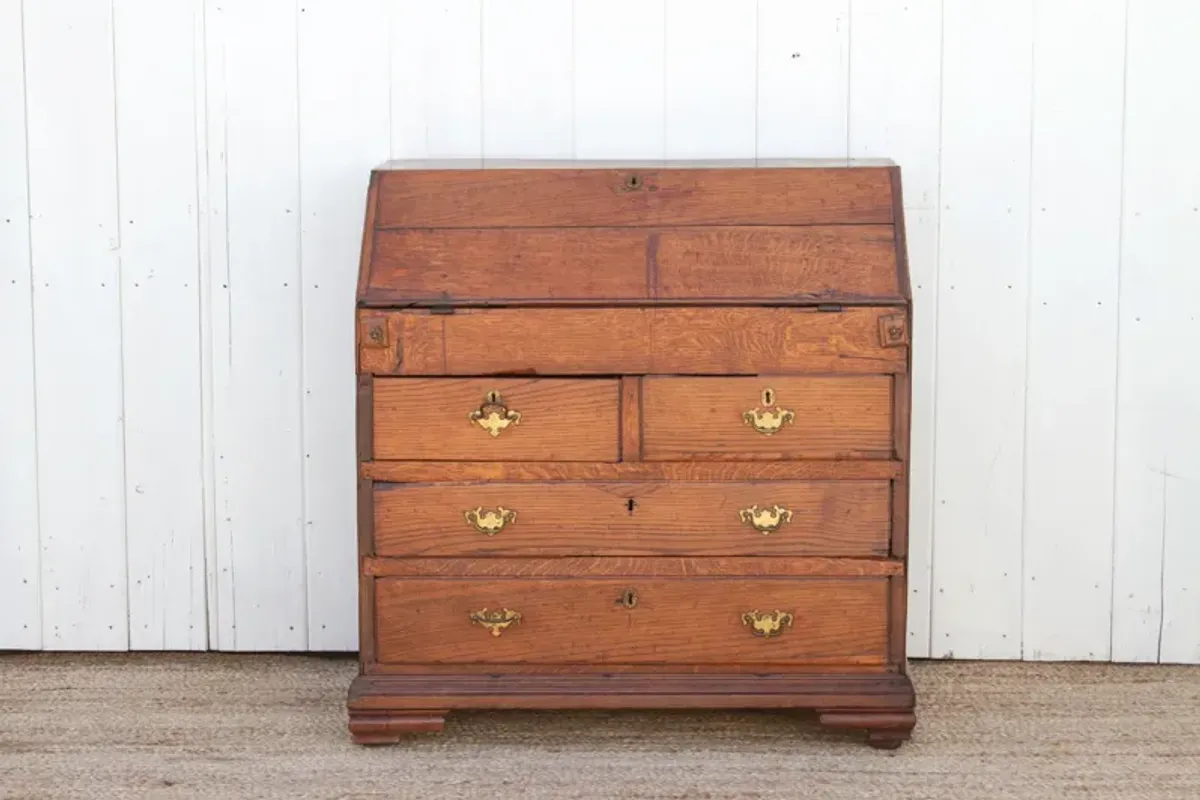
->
xmin=1 ymin=654 xmax=1197 ymax=799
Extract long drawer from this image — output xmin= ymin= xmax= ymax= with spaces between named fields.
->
xmin=373 ymin=480 xmax=891 ymax=557
xmin=374 ymin=577 xmax=889 ymax=665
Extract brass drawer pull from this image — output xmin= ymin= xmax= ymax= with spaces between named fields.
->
xmin=464 ymin=507 xmax=516 ymax=536
xmin=469 ymin=608 xmax=521 ymax=637
xmin=469 ymin=390 xmax=521 ymax=437
xmin=742 ymin=388 xmax=794 ymax=436
xmin=738 ymin=505 xmax=793 ymax=534
xmin=741 ymin=609 xmax=794 ymax=639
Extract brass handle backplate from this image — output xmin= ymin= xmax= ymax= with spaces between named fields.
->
xmin=741 ymin=609 xmax=795 ymax=638
xmin=742 ymin=388 xmax=795 ymax=436
xmin=464 ymin=507 xmax=516 ymax=536
xmin=469 ymin=390 xmax=521 ymax=437
xmin=469 ymin=608 xmax=521 ymax=637
xmin=738 ymin=504 xmax=794 ymax=534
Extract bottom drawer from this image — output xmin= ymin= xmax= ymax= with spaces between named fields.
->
xmin=374 ymin=577 xmax=888 ymax=666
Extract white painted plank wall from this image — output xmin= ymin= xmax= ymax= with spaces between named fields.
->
xmin=113 ymin=0 xmax=209 ymax=650
xmin=24 ymin=0 xmax=129 ymax=650
xmin=931 ymin=0 xmax=1033 ymax=659
xmin=2 ymin=0 xmax=1199 ymax=663
xmin=0 ymin=0 xmax=41 ymax=650
xmin=1113 ymin=1 xmax=1200 ymax=665
xmin=1022 ymin=0 xmax=1126 ymax=662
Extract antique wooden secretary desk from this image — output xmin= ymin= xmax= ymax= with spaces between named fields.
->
xmin=348 ymin=159 xmax=917 ymax=749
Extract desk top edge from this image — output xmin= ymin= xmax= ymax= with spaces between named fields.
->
xmin=373 ymin=157 xmax=898 ymax=171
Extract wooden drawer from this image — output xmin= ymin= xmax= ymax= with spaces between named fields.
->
xmin=358 ymin=307 xmax=908 ymax=377
xmin=373 ymin=480 xmax=891 ymax=557
xmin=374 ymin=577 xmax=888 ymax=665
xmin=373 ymin=378 xmax=619 ymax=461
xmin=642 ymin=377 xmax=893 ymax=460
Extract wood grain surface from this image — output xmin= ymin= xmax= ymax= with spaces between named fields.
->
xmin=363 ymin=226 xmax=900 ymax=304
xmin=361 ymin=460 xmax=905 ymax=482
xmin=373 ymin=378 xmax=619 ymax=461
xmin=359 ymin=307 xmax=908 ymax=376
xmin=642 ymin=377 xmax=893 ymax=460
xmin=371 ymin=167 xmax=895 ymax=228
xmin=372 ymin=480 xmax=891 ymax=557
xmin=364 ymin=557 xmax=905 ymax=578
xmin=373 ymin=577 xmax=889 ymax=665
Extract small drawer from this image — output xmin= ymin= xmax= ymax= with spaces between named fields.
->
xmin=374 ymin=577 xmax=888 ymax=665
xmin=373 ymin=480 xmax=891 ymax=557
xmin=373 ymin=378 xmax=619 ymax=461
xmin=642 ymin=377 xmax=893 ymax=460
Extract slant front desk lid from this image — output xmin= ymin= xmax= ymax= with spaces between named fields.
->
xmin=356 ymin=160 xmax=911 ymax=308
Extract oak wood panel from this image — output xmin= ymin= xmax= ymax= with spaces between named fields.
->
xmin=643 ymin=377 xmax=893 ymax=460
xmin=371 ymin=167 xmax=895 ymax=228
xmin=364 ymin=557 xmax=905 ymax=578
xmin=620 ymin=376 xmax=642 ymax=461
xmin=374 ymin=578 xmax=889 ymax=665
xmin=363 ymin=226 xmax=900 ymax=304
xmin=373 ymin=378 xmax=619 ymax=461
xmin=368 ymin=228 xmax=647 ymax=301
xmin=361 ymin=460 xmax=905 ymax=482
xmin=654 ymin=226 xmax=899 ymax=301
xmin=373 ymin=480 xmax=891 ymax=557
xmin=360 ymin=307 xmax=907 ymax=375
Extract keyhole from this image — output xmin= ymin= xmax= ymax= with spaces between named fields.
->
xmin=617 ymin=589 xmax=638 ymax=609
xmin=485 ymin=390 xmax=500 ymax=404
xmin=762 ymin=388 xmax=775 ymax=406
xmin=626 ymin=174 xmax=642 ymax=190
xmin=626 ymin=498 xmax=636 ymax=514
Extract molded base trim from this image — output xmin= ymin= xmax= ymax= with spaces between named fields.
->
xmin=347 ymin=671 xmax=915 ymax=748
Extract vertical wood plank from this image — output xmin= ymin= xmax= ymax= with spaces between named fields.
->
xmin=573 ymin=0 xmax=666 ymax=159
xmin=390 ymin=0 xmax=482 ymax=159
xmin=200 ymin=0 xmax=230 ymax=651
xmin=24 ymin=0 xmax=129 ymax=650
xmin=112 ymin=0 xmax=207 ymax=651
xmin=211 ymin=0 xmax=306 ymax=651
xmin=0 ymin=0 xmax=41 ymax=650
xmin=930 ymin=0 xmax=1033 ymax=660
xmin=482 ymin=0 xmax=573 ymax=158
xmin=848 ymin=0 xmax=942 ymax=206
xmin=757 ymin=0 xmax=849 ymax=158
xmin=1022 ymin=0 xmax=1126 ymax=662
xmin=665 ymin=0 xmax=757 ymax=158
xmin=1114 ymin=2 xmax=1200 ymax=665
xmin=848 ymin=0 xmax=943 ymax=660
xmin=298 ymin=0 xmax=390 ymax=652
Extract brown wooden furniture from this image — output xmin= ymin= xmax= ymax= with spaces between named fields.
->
xmin=349 ymin=159 xmax=916 ymax=749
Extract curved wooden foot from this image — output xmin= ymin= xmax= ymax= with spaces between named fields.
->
xmin=818 ymin=711 xmax=915 ymax=750
xmin=349 ymin=709 xmax=447 ymax=745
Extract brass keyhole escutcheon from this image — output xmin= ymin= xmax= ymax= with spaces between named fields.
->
xmin=625 ymin=174 xmax=642 ymax=190
xmin=743 ymin=387 xmax=795 ymax=436
xmin=469 ymin=390 xmax=521 ymax=437
xmin=617 ymin=589 xmax=638 ymax=609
